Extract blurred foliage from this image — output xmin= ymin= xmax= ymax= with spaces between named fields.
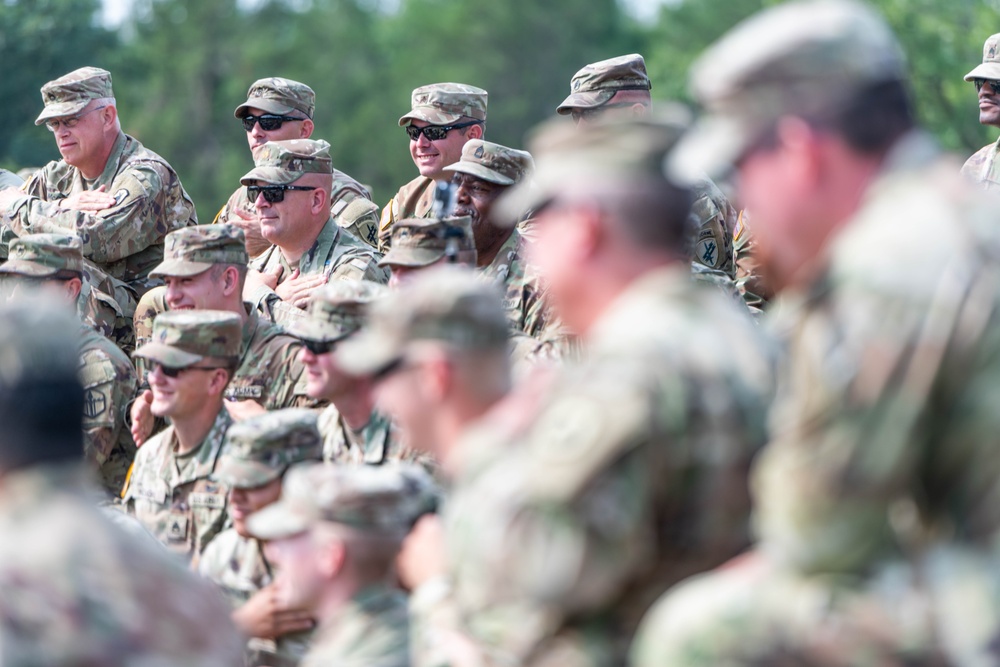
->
xmin=1 ymin=0 xmax=997 ymax=220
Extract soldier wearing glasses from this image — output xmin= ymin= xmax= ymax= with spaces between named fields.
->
xmin=378 ymin=83 xmax=487 ymax=249
xmin=0 ymin=67 xmax=198 ymax=311
xmin=962 ymin=34 xmax=1000 ymax=190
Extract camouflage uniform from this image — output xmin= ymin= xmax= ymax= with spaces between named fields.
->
xmin=556 ymin=53 xmax=652 ymax=116
xmin=200 ymin=409 xmax=324 ymax=667
xmin=733 ymin=209 xmax=769 ymax=314
xmin=124 ymin=310 xmax=242 ymax=567
xmin=962 ymin=34 xmax=1000 ymax=190
xmin=380 ymin=215 xmax=478 ymax=270
xmin=1 ymin=67 xmax=198 ymax=305
xmin=379 ymin=83 xmax=489 ymax=249
xmin=241 ymin=139 xmax=388 ymax=327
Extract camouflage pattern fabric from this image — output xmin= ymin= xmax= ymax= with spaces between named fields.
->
xmin=78 ymin=256 xmax=137 ymax=354
xmin=556 ymin=54 xmax=651 ymax=114
xmin=732 ymin=209 xmax=769 ymax=315
xmin=0 ymin=464 xmax=244 ymax=666
xmin=300 ymin=585 xmax=410 ymax=667
xmin=317 ymin=403 xmax=424 ymax=466
xmin=234 ymin=76 xmax=315 ymax=119
xmin=479 ymin=227 xmax=558 ymax=342
xmin=123 ymin=409 xmax=234 ymax=568
xmin=688 ymin=178 xmax=736 ymax=281
xmin=398 ymin=82 xmax=488 ymax=127
xmin=34 ymin=66 xmax=114 ymax=124
xmin=378 ymin=174 xmax=436 ymax=252
xmin=961 ymin=137 xmax=1000 ymax=191
xmin=0 ymin=169 xmax=23 ymax=190
xmin=214 ymin=408 xmax=324 ymax=489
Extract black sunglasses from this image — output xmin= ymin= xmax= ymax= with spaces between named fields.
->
xmin=570 ymin=103 xmax=636 ymax=123
xmin=150 ymin=362 xmax=221 ymax=378
xmin=241 ymin=114 xmax=307 ymax=132
xmin=247 ymin=184 xmax=317 ymax=204
xmin=405 ymin=120 xmax=481 ymax=142
xmin=301 ymin=338 xmax=337 ymax=355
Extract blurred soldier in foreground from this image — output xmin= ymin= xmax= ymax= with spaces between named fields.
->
xmin=963 ymin=33 xmax=1000 ymax=189
xmin=248 ymin=463 xmax=437 ymax=667
xmin=633 ymin=1 xmax=1000 ymax=664
xmin=242 ymin=139 xmax=387 ymax=327
xmin=0 ymin=301 xmax=243 ymax=665
xmin=124 ymin=310 xmax=241 ymax=567
xmin=380 ymin=215 xmax=477 ymax=287
xmin=0 ymin=66 xmax=197 ymax=312
xmin=0 ymin=233 xmax=136 ymax=496
xmin=200 ymin=409 xmax=324 ymax=667
xmin=216 ymin=77 xmax=379 ymax=255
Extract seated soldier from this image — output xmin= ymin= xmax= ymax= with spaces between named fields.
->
xmin=379 ymin=216 xmax=476 ymax=288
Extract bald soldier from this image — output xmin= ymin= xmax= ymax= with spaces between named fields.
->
xmin=633 ymin=1 xmax=1000 ymax=663
xmin=216 ymin=77 xmax=380 ymax=255
xmin=242 ymin=139 xmax=388 ymax=328
xmin=380 ymin=216 xmax=477 ymax=287
xmin=962 ymin=33 xmax=1000 ymax=190
xmin=0 ymin=67 xmax=197 ymax=310
xmin=379 ymin=83 xmax=487 ymax=249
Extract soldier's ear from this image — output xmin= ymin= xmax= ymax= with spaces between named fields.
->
xmin=300 ymin=119 xmax=314 ymax=139
xmin=65 ymin=276 xmax=83 ymax=303
xmin=222 ymin=266 xmax=240 ymax=296
xmin=467 ymin=123 xmax=484 ymax=140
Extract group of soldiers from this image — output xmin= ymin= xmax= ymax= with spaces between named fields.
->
xmin=6 ymin=0 xmax=1000 ymax=664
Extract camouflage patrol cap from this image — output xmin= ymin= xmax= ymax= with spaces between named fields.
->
xmin=337 ymin=265 xmax=509 ymax=376
xmin=133 ymin=310 xmax=242 ymax=369
xmin=669 ymin=0 xmax=907 ymax=181
xmin=150 ymin=224 xmax=249 ymax=278
xmin=246 ymin=462 xmax=438 ymax=540
xmin=241 ymin=139 xmax=333 ymax=185
xmin=556 ymin=54 xmax=652 ymax=114
xmin=444 ymin=140 xmax=533 ymax=186
xmin=380 ymin=216 xmax=476 ymax=269
xmin=965 ymin=34 xmax=1000 ymax=81
xmin=234 ymin=77 xmax=315 ymax=119
xmin=398 ymin=83 xmax=488 ymax=127
xmin=0 ymin=233 xmax=84 ymax=278
xmin=286 ymin=280 xmax=388 ymax=344
xmin=214 ymin=409 xmax=323 ymax=489
xmin=35 ymin=66 xmax=114 ymax=126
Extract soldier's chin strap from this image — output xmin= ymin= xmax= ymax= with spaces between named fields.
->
xmin=432 ymin=181 xmax=460 ymax=263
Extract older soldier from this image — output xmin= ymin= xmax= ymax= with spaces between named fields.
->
xmin=0 ymin=67 xmax=197 ymax=309
xmin=216 ymin=77 xmax=380 ymax=255
xmin=247 ymin=463 xmax=436 ymax=667
xmin=379 ymin=83 xmax=487 ymax=247
xmin=633 ymin=1 xmax=1000 ymax=664
xmin=962 ymin=33 xmax=1000 ymax=190
xmin=0 ymin=233 xmax=136 ymax=496
xmin=380 ymin=216 xmax=477 ymax=287
xmin=129 ymin=225 xmax=317 ymax=446
xmin=242 ymin=139 xmax=387 ymax=327
xmin=124 ymin=310 xmax=241 ymax=567
xmin=0 ymin=301 xmax=243 ymax=665
xmin=200 ymin=409 xmax=324 ymax=667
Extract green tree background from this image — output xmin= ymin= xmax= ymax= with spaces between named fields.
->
xmin=2 ymin=0 xmax=998 ymax=219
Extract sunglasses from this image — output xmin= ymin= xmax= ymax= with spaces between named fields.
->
xmin=405 ymin=120 xmax=481 ymax=142
xmin=301 ymin=338 xmax=337 ymax=355
xmin=246 ymin=184 xmax=317 ymax=203
xmin=974 ymin=78 xmax=1000 ymax=93
xmin=570 ymin=103 xmax=635 ymax=123
xmin=150 ymin=362 xmax=223 ymax=378
xmin=45 ymin=105 xmax=108 ymax=132
xmin=241 ymin=114 xmax=307 ymax=132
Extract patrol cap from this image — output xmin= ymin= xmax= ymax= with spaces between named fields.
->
xmin=669 ymin=0 xmax=907 ymax=181
xmin=246 ymin=462 xmax=438 ymax=541
xmin=214 ymin=409 xmax=323 ymax=489
xmin=35 ymin=67 xmax=113 ymax=126
xmin=234 ymin=77 xmax=315 ymax=119
xmin=398 ymin=83 xmax=488 ymax=127
xmin=337 ymin=265 xmax=509 ymax=376
xmin=150 ymin=224 xmax=249 ymax=278
xmin=285 ymin=280 xmax=387 ymax=344
xmin=0 ymin=233 xmax=84 ymax=278
xmin=444 ymin=140 xmax=533 ymax=186
xmin=241 ymin=139 xmax=333 ymax=186
xmin=966 ymin=34 xmax=1000 ymax=82
xmin=379 ymin=216 xmax=476 ymax=268
xmin=556 ymin=54 xmax=651 ymax=114
xmin=133 ymin=310 xmax=242 ymax=369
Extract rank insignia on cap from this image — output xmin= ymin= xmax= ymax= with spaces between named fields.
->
xmin=474 ymin=145 xmax=485 ymax=158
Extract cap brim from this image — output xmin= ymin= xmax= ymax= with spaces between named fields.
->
xmin=335 ymin=329 xmax=403 ymax=377
xmin=285 ymin=317 xmax=355 ymax=344
xmin=398 ymin=108 xmax=464 ymax=127
xmin=0 ymin=260 xmax=60 ymax=277
xmin=240 ymin=167 xmax=299 ymax=186
xmin=35 ymin=100 xmax=90 ymax=125
xmin=555 ymin=89 xmax=617 ymax=115
xmin=965 ymin=64 xmax=1000 ymax=81
xmin=149 ymin=259 xmax=215 ymax=279
xmin=245 ymin=499 xmax=311 ymax=541
xmin=666 ymin=113 xmax=755 ymax=185
xmin=213 ymin=458 xmax=283 ymax=490
xmin=132 ymin=341 xmax=204 ymax=368
xmin=234 ymin=100 xmax=299 ymax=118
xmin=494 ymin=179 xmax=547 ymax=228
xmin=443 ymin=162 xmax=514 ymax=186
xmin=379 ymin=247 xmax=447 ymax=268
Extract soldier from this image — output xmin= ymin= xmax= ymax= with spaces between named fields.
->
xmin=962 ymin=33 xmax=1000 ymax=190
xmin=129 ymin=225 xmax=317 ymax=446
xmin=216 ymin=77 xmax=380 ymax=255
xmin=0 ymin=233 xmax=136 ymax=497
xmin=0 ymin=300 xmax=243 ymax=665
xmin=200 ymin=409 xmax=324 ymax=667
xmin=633 ymin=1 xmax=1000 ymax=663
xmin=380 ymin=216 xmax=477 ymax=287
xmin=246 ymin=463 xmax=437 ymax=667
xmin=0 ymin=66 xmax=197 ymax=312
xmin=124 ymin=309 xmax=241 ymax=567
xmin=241 ymin=139 xmax=388 ymax=327
xmin=378 ymin=82 xmax=487 ymax=248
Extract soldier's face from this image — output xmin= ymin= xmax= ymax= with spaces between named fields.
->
xmin=452 ymin=173 xmax=507 ymax=252
xmin=525 ymin=202 xmax=589 ymax=332
xmin=409 ymin=120 xmax=477 ymax=180
xmin=978 ymin=79 xmax=1000 ymax=127
xmin=50 ymin=101 xmax=110 ymax=169
xmin=374 ymin=355 xmax=437 ymax=456
xmin=229 ymin=477 xmax=283 ymax=538
xmin=163 ymin=270 xmax=226 ymax=311
xmin=299 ymin=344 xmax=358 ymax=400
xmin=147 ymin=362 xmax=220 ymax=419
xmin=242 ymin=106 xmax=313 ymax=151
xmin=252 ymin=178 xmax=318 ymax=246
xmin=265 ymin=529 xmax=328 ymax=611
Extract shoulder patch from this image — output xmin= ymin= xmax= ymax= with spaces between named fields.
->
xmin=78 ymin=357 xmax=117 ymax=389
xmin=113 ymin=188 xmax=129 ymax=206
xmin=82 ymin=386 xmax=109 ymax=420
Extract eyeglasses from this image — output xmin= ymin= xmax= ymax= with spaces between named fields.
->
xmin=300 ymin=338 xmax=337 ymax=355
xmin=150 ymin=362 xmax=222 ymax=378
xmin=974 ymin=78 xmax=1000 ymax=94
xmin=44 ymin=105 xmax=108 ymax=132
xmin=405 ymin=120 xmax=482 ymax=142
xmin=246 ymin=184 xmax=317 ymax=203
xmin=241 ymin=114 xmax=307 ymax=132
xmin=570 ymin=103 xmax=635 ymax=123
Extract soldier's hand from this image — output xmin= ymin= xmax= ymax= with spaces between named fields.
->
xmin=130 ymin=389 xmax=155 ymax=447
xmin=274 ymin=269 xmax=327 ymax=309
xmin=59 ymin=184 xmax=117 ymax=212
xmin=397 ymin=514 xmax=447 ymax=591
xmin=231 ymin=208 xmax=271 ymax=257
xmin=233 ymin=584 xmax=315 ymax=639
xmin=243 ymin=265 xmax=283 ymax=298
